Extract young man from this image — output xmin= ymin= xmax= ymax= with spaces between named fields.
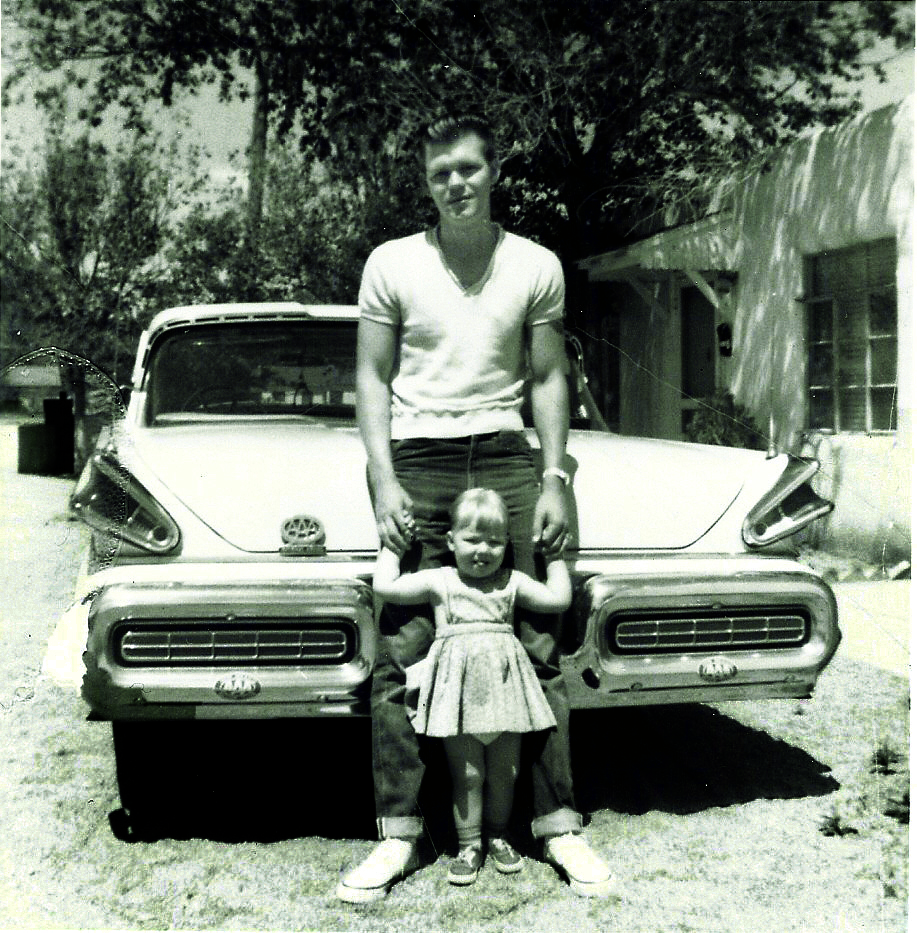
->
xmin=336 ymin=114 xmax=613 ymax=902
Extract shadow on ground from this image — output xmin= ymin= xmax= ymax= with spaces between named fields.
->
xmin=568 ymin=704 xmax=839 ymax=816
xmin=107 ymin=704 xmax=837 ymax=844
xmin=108 ymin=718 xmax=379 ymax=844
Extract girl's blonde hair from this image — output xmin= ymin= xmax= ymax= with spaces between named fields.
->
xmin=450 ymin=488 xmax=509 ymax=537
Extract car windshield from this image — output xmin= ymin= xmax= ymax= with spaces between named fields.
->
xmin=144 ymin=322 xmax=357 ymax=425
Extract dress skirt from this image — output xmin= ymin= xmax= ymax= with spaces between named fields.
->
xmin=406 ymin=621 xmax=557 ymax=738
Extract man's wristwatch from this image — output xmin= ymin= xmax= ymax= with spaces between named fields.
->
xmin=542 ymin=467 xmax=570 ymax=486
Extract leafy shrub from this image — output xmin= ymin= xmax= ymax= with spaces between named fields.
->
xmin=684 ymin=390 xmax=767 ymax=449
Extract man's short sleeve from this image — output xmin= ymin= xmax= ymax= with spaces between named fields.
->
xmin=526 ymin=247 xmax=565 ymax=327
xmin=358 ymin=245 xmax=401 ymax=326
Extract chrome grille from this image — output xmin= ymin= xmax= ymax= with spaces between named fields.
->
xmin=610 ymin=610 xmax=807 ymax=654
xmin=115 ymin=620 xmax=355 ymax=667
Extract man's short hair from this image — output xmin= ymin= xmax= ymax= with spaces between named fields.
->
xmin=422 ymin=113 xmax=497 ymax=163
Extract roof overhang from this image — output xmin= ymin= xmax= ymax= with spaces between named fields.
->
xmin=578 ymin=212 xmax=739 ymax=283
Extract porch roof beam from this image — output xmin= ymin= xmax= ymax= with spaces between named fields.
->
xmin=683 ymin=269 xmax=720 ymax=310
xmin=620 ymin=273 xmax=666 ymax=315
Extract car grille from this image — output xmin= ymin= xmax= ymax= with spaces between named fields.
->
xmin=608 ymin=608 xmax=808 ymax=655
xmin=114 ymin=620 xmax=356 ymax=667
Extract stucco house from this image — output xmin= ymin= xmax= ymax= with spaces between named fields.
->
xmin=576 ymin=95 xmax=912 ymax=564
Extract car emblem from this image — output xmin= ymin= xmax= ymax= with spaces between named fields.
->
xmin=280 ymin=514 xmax=326 ymax=555
xmin=214 ymin=673 xmax=261 ymax=700
xmin=698 ymin=656 xmax=738 ymax=683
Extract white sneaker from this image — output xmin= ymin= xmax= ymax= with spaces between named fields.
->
xmin=335 ymin=838 xmax=420 ymax=903
xmin=544 ymin=833 xmax=614 ymax=897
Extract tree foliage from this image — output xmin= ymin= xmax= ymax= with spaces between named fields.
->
xmin=1 ymin=132 xmax=364 ymax=386
xmin=5 ymin=0 xmax=911 ymax=259
xmin=0 ymin=129 xmax=201 ymax=377
xmin=294 ymin=0 xmax=913 ymax=254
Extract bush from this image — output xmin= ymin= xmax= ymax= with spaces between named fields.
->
xmin=684 ymin=390 xmax=766 ymax=449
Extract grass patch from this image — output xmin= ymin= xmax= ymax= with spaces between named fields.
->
xmin=818 ymin=804 xmax=858 ymax=837
xmin=869 ymin=738 xmax=903 ymax=775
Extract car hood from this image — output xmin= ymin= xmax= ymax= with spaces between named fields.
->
xmin=129 ymin=421 xmax=377 ymax=553
xmin=565 ymin=431 xmax=764 ymax=549
xmin=127 ymin=422 xmax=765 ymax=553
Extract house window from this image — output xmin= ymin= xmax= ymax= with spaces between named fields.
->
xmin=805 ymin=239 xmax=897 ymax=432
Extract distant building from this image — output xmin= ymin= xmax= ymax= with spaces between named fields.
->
xmin=577 ymin=96 xmax=912 ymax=563
xmin=0 ymin=360 xmax=62 ymax=414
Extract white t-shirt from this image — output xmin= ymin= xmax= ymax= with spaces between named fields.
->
xmin=358 ymin=226 xmax=565 ymax=439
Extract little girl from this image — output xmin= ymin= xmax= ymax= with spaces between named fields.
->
xmin=373 ymin=487 xmax=571 ymax=886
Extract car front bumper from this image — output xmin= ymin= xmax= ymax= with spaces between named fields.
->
xmin=76 ymin=561 xmax=378 ymax=719
xmin=67 ymin=555 xmax=840 ymax=719
xmin=563 ymin=557 xmax=840 ymax=707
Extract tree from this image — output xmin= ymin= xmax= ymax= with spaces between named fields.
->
xmin=1 ymin=158 xmax=62 ymax=362
xmin=290 ymin=0 xmax=914 ymax=255
xmin=0 ymin=127 xmax=200 ymax=378
xmin=5 ymin=0 xmax=912 ymax=261
xmin=158 ymin=143 xmax=379 ymax=306
xmin=3 ymin=0 xmax=326 ymax=241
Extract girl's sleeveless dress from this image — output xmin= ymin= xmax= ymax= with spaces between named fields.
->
xmin=405 ymin=567 xmax=557 ymax=738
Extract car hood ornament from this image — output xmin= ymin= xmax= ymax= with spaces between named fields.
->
xmin=280 ymin=514 xmax=327 ymax=556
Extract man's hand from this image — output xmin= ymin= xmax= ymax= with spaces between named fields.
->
xmin=373 ymin=475 xmax=416 ymax=555
xmin=532 ymin=483 xmax=568 ymax=557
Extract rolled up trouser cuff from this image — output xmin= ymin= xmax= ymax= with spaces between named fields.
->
xmin=378 ymin=816 xmax=425 ymax=841
xmin=531 ymin=807 xmax=583 ymax=840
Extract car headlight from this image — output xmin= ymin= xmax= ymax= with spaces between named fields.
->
xmin=742 ymin=457 xmax=834 ymax=548
xmin=71 ymin=451 xmax=180 ymax=554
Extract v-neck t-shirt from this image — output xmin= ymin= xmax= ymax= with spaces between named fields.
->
xmin=358 ymin=226 xmax=565 ymax=439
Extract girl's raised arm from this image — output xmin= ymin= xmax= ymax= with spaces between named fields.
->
xmin=373 ymin=547 xmax=438 ymax=604
xmin=515 ymin=557 xmax=572 ymax=614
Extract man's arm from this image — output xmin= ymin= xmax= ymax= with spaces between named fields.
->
xmin=356 ymin=316 xmax=415 ymax=553
xmin=528 ymin=318 xmax=570 ymax=552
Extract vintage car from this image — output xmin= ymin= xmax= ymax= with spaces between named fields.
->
xmin=59 ymin=301 xmax=839 ymax=733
